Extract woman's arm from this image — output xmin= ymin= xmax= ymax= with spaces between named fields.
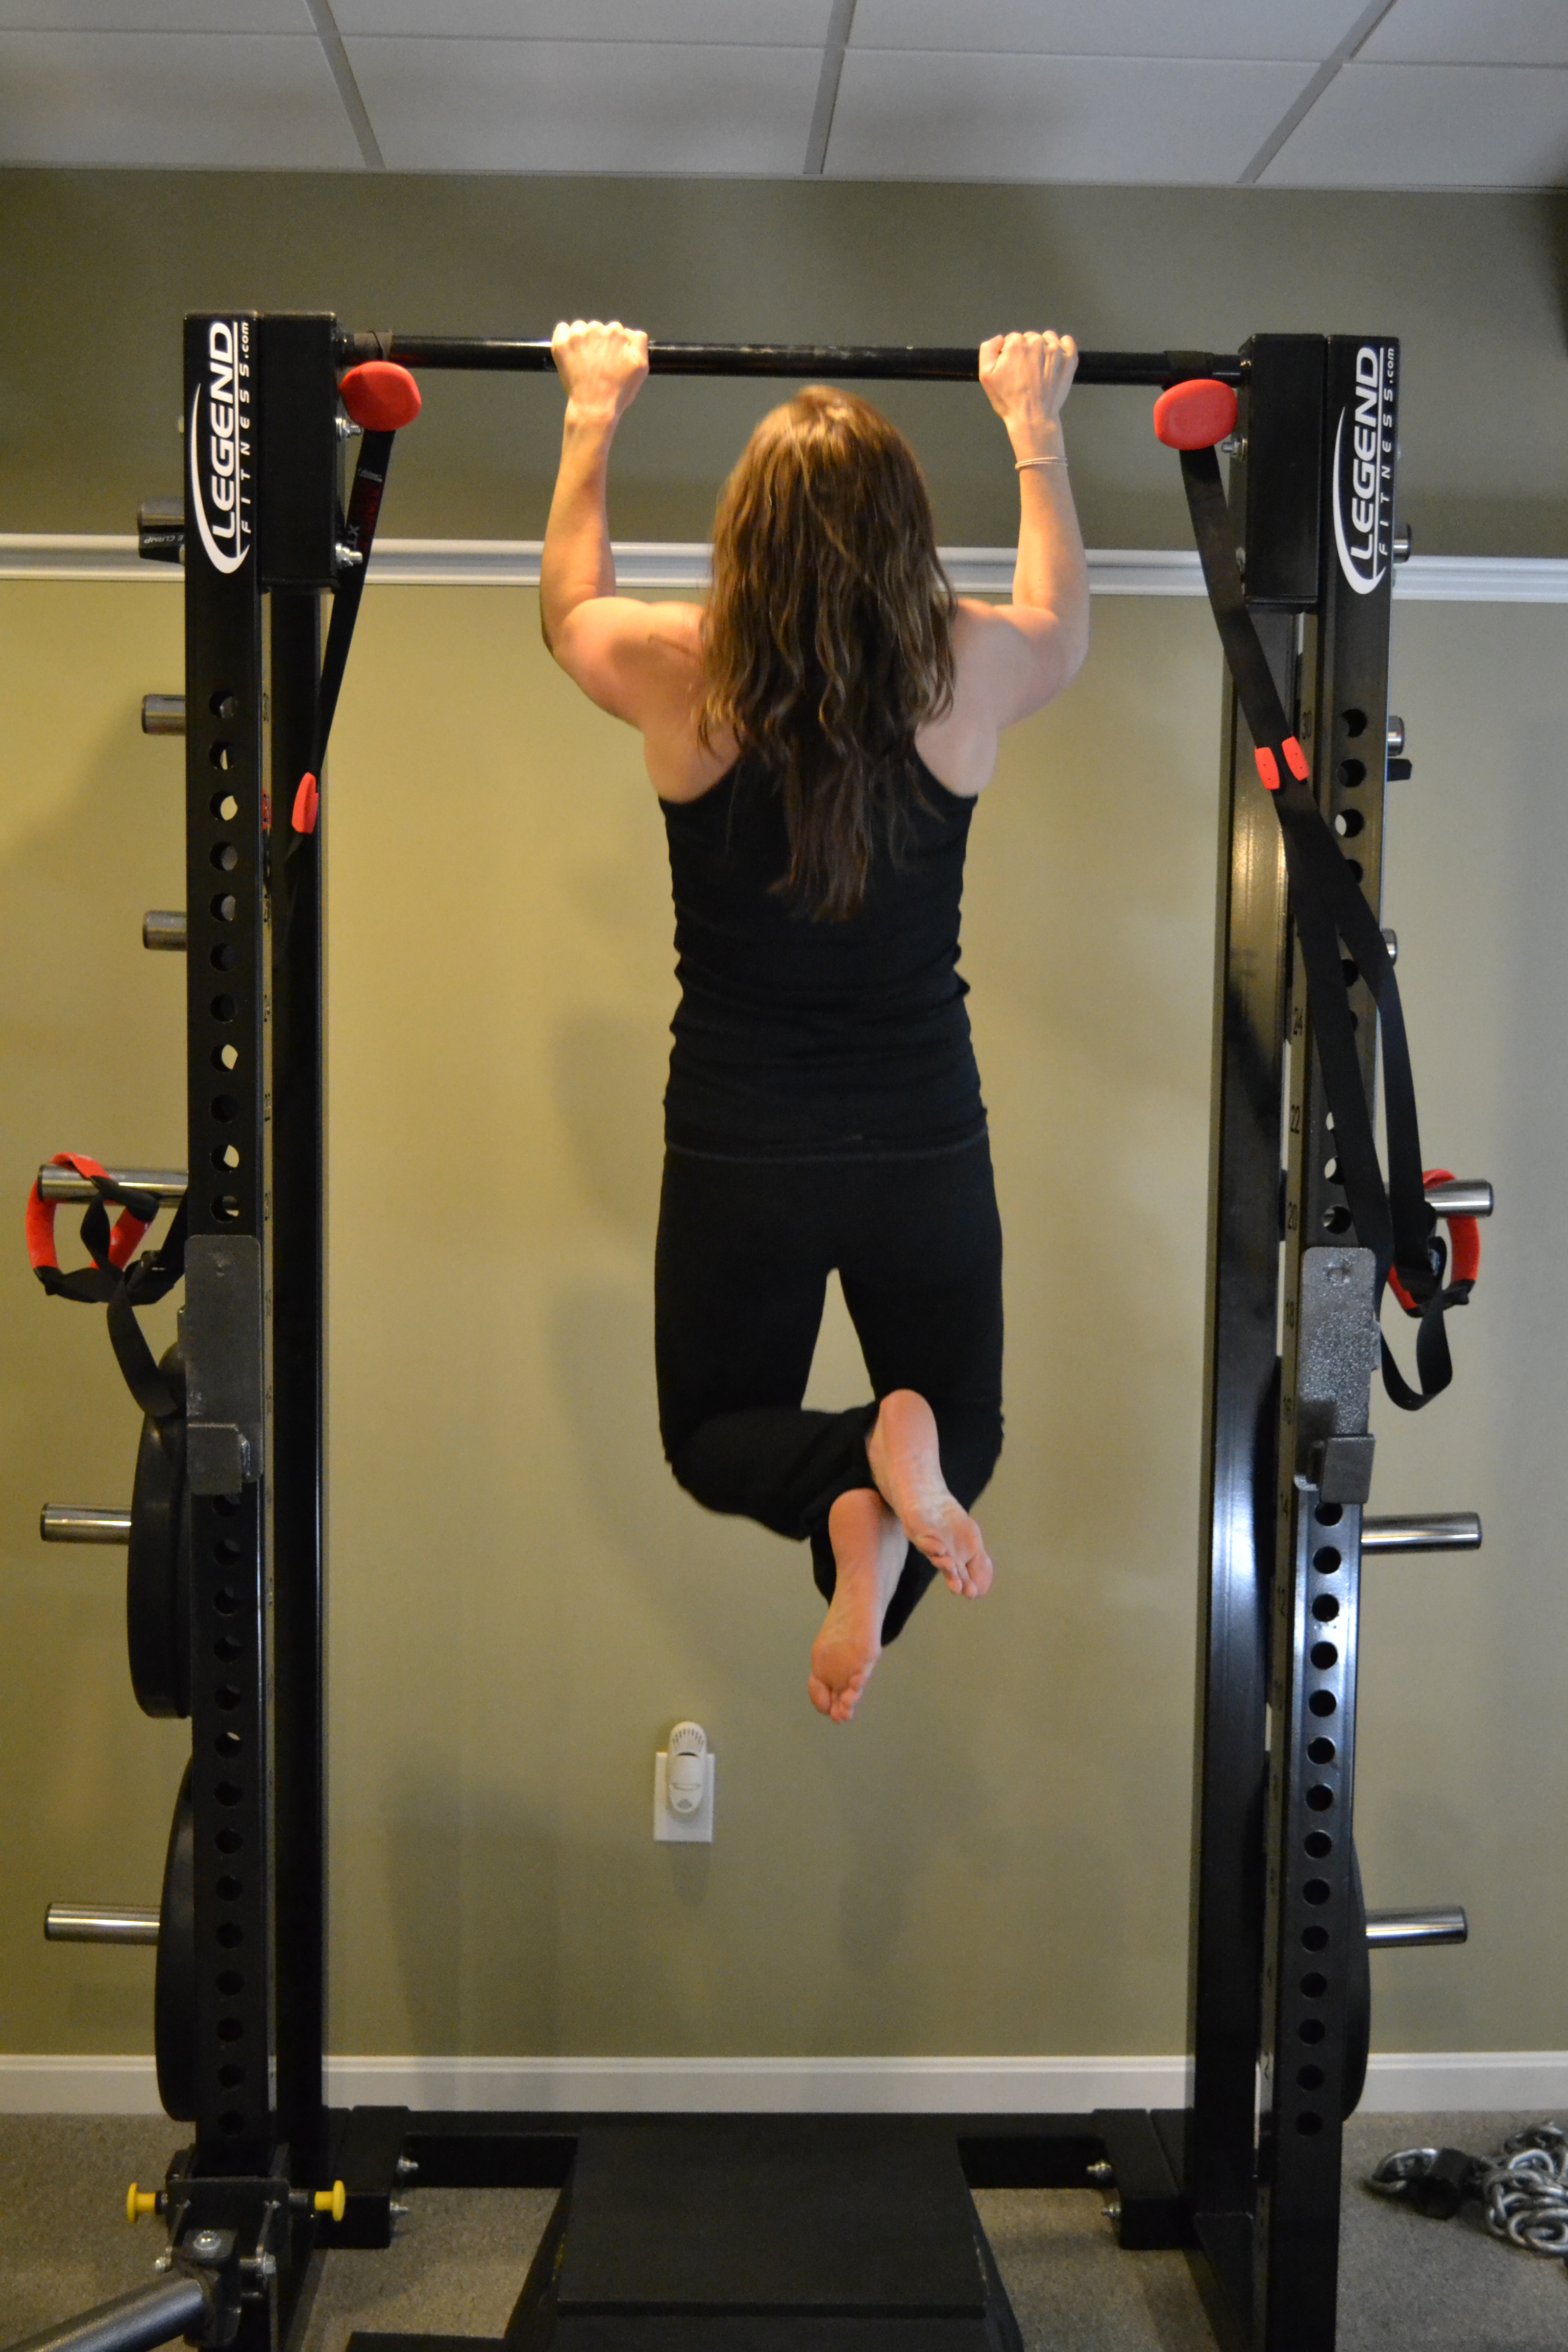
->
xmin=541 ymin=318 xmax=703 ymax=729
xmin=958 ymin=331 xmax=1090 ymax=729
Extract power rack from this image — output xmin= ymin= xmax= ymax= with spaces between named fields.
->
xmin=17 ymin=317 xmax=1487 ymax=2352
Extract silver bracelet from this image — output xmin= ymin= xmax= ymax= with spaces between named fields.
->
xmin=1015 ymin=454 xmax=1066 ymax=471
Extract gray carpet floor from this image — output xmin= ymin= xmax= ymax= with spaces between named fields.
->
xmin=1 ymin=2114 xmax=1563 ymax=2351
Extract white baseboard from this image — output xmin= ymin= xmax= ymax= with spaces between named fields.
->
xmin=5 ymin=2050 xmax=1568 ymax=2118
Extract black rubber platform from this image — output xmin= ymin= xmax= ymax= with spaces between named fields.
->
xmin=349 ymin=2119 xmax=1023 ymax=2352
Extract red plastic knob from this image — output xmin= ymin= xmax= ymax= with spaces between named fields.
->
xmin=1152 ymin=378 xmax=1238 ymax=452
xmin=338 ymin=361 xmax=422 ymax=432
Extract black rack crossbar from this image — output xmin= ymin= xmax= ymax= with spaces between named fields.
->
xmin=336 ymin=333 xmax=1240 ymax=387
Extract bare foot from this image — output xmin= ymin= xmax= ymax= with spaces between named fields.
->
xmin=808 ymin=1488 xmax=907 ymax=1724
xmin=866 ymin=1389 xmax=994 ymax=1599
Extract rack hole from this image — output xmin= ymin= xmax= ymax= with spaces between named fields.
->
xmin=216 ymin=1827 xmax=241 ymax=1854
xmin=1307 ymin=1736 xmax=1336 ymax=1765
xmin=215 ymin=1683 xmax=242 ymax=1711
xmin=213 ymin=1194 xmax=241 ymax=1221
xmin=214 ymin=1731 xmax=241 ymax=1758
xmin=211 ymin=893 xmax=237 ymax=923
xmin=1312 ymin=1595 xmax=1339 ymax=1622
xmin=219 ymin=2111 xmax=245 ymax=2134
xmin=1336 ymin=757 xmax=1366 ymax=789
xmin=1335 ymin=806 xmax=1365 ymax=838
xmin=1299 ymin=2017 xmax=1327 ymax=2044
xmin=1313 ymin=1547 xmax=1342 ymax=1574
xmin=1322 ymin=1205 xmax=1353 ymax=1234
xmin=211 ymin=843 xmax=239 ymax=872
xmin=210 ymin=993 xmax=237 ymax=1022
xmin=213 ymin=1586 xmax=238 ymax=1614
xmin=216 ymin=1922 xmax=242 ymax=1948
xmin=215 ymin=1876 xmax=241 ymax=1902
xmin=1296 ymin=2112 xmax=1324 ymax=2136
xmin=213 ymin=1494 xmax=240 ymax=1516
xmin=210 ymin=791 xmax=239 ymax=821
xmin=1303 ymin=1877 xmax=1332 ymax=1905
xmin=1307 ymin=1784 xmax=1334 ymax=1811
xmin=1317 ymin=1503 xmax=1343 ymax=1526
xmin=211 ymin=1093 xmax=239 ymax=1121
xmin=1344 ymin=860 xmax=1363 ymax=886
xmin=1304 ymin=1831 xmax=1333 ymax=1859
xmin=1308 ymin=1690 xmax=1338 ymax=1718
xmin=211 ymin=1042 xmax=240 ymax=1071
xmin=208 ymin=742 xmax=235 ymax=772
xmin=210 ymin=944 xmax=236 ymax=971
xmin=212 ymin=1145 xmax=241 ymax=1172
xmin=1302 ymin=1924 xmax=1329 ymax=1952
xmin=1301 ymin=1973 xmax=1328 ymax=1999
xmin=216 ymin=1970 xmax=243 ymax=1997
xmin=210 ymin=692 xmax=239 ymax=720
xmin=214 ymin=1538 xmax=240 ymax=1564
xmin=218 ymin=2064 xmax=244 ymax=2089
xmin=1297 ymin=2064 xmax=1325 ymax=2090
xmin=215 ymin=1779 xmax=243 ymax=1806
xmin=214 ymin=1635 xmax=242 ymax=1663
xmin=1342 ymin=709 xmax=1367 ymax=738
xmin=1310 ymin=1640 xmax=1339 ymax=1670
xmin=217 ymin=2018 xmax=243 ymax=2043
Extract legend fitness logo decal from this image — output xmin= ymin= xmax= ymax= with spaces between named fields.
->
xmin=1331 ymin=342 xmax=1395 ymax=596
xmin=188 ymin=318 xmax=253 ymax=576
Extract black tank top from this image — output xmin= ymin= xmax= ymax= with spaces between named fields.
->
xmin=660 ymin=758 xmax=986 ymax=1158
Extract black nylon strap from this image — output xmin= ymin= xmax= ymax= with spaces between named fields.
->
xmin=34 ymin=1183 xmax=187 ymax=1421
xmin=1177 ymin=443 xmax=1462 ymax=1408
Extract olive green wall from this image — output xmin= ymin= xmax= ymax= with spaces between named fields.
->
xmin=4 ymin=581 xmax=1566 ymax=2066
xmin=1 ymin=172 xmax=1565 ymax=552
xmin=2 ymin=170 xmax=1566 ymax=2072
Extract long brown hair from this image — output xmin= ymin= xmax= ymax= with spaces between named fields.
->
xmin=698 ymin=385 xmax=955 ymax=921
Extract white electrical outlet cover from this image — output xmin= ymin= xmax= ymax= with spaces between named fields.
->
xmin=654 ymin=1750 xmax=715 ymax=1842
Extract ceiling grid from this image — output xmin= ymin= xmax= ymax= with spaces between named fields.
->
xmin=0 ymin=0 xmax=1562 ymax=186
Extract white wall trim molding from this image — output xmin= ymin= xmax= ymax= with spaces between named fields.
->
xmin=6 ymin=2050 xmax=1568 ymax=2116
xmin=3 ymin=536 xmax=1566 ymax=603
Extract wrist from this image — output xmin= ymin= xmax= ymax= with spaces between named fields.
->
xmin=1007 ymin=415 xmax=1064 ymax=463
xmin=564 ymin=398 xmax=621 ymax=436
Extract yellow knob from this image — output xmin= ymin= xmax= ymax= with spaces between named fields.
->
xmin=313 ymin=2181 xmax=347 ymax=2223
xmin=127 ymin=2184 xmax=159 ymax=2223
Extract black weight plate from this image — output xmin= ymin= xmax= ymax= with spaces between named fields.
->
xmin=127 ymin=1346 xmax=189 ymax=1719
xmin=155 ymin=1760 xmax=196 ymax=2122
xmin=1342 ymin=1840 xmax=1371 ymax=2119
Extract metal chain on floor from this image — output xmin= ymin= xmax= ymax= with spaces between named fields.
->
xmin=1368 ymin=2122 xmax=1568 ymax=2264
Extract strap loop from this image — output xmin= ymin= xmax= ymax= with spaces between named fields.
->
xmin=27 ymin=1155 xmax=188 ymax=1421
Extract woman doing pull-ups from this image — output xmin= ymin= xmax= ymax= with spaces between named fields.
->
xmin=542 ymin=322 xmax=1087 ymax=1723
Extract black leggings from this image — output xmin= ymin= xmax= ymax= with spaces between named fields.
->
xmin=655 ymin=1134 xmax=1003 ymax=1643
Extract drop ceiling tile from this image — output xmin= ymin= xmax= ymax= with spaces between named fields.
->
xmin=849 ymin=0 xmax=1369 ymax=61
xmin=1361 ymin=0 xmax=1568 ymax=68
xmin=1261 ymin=61 xmax=1568 ymax=186
xmin=348 ymin=36 xmax=821 ymax=171
xmin=827 ymin=50 xmax=1314 ymax=181
xmin=0 ymin=31 xmax=362 ymax=164
xmin=336 ymin=0 xmax=831 ymax=38
xmin=0 ymin=2 xmax=307 ymax=21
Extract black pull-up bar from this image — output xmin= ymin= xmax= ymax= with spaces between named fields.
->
xmin=334 ymin=334 xmax=1241 ymax=389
